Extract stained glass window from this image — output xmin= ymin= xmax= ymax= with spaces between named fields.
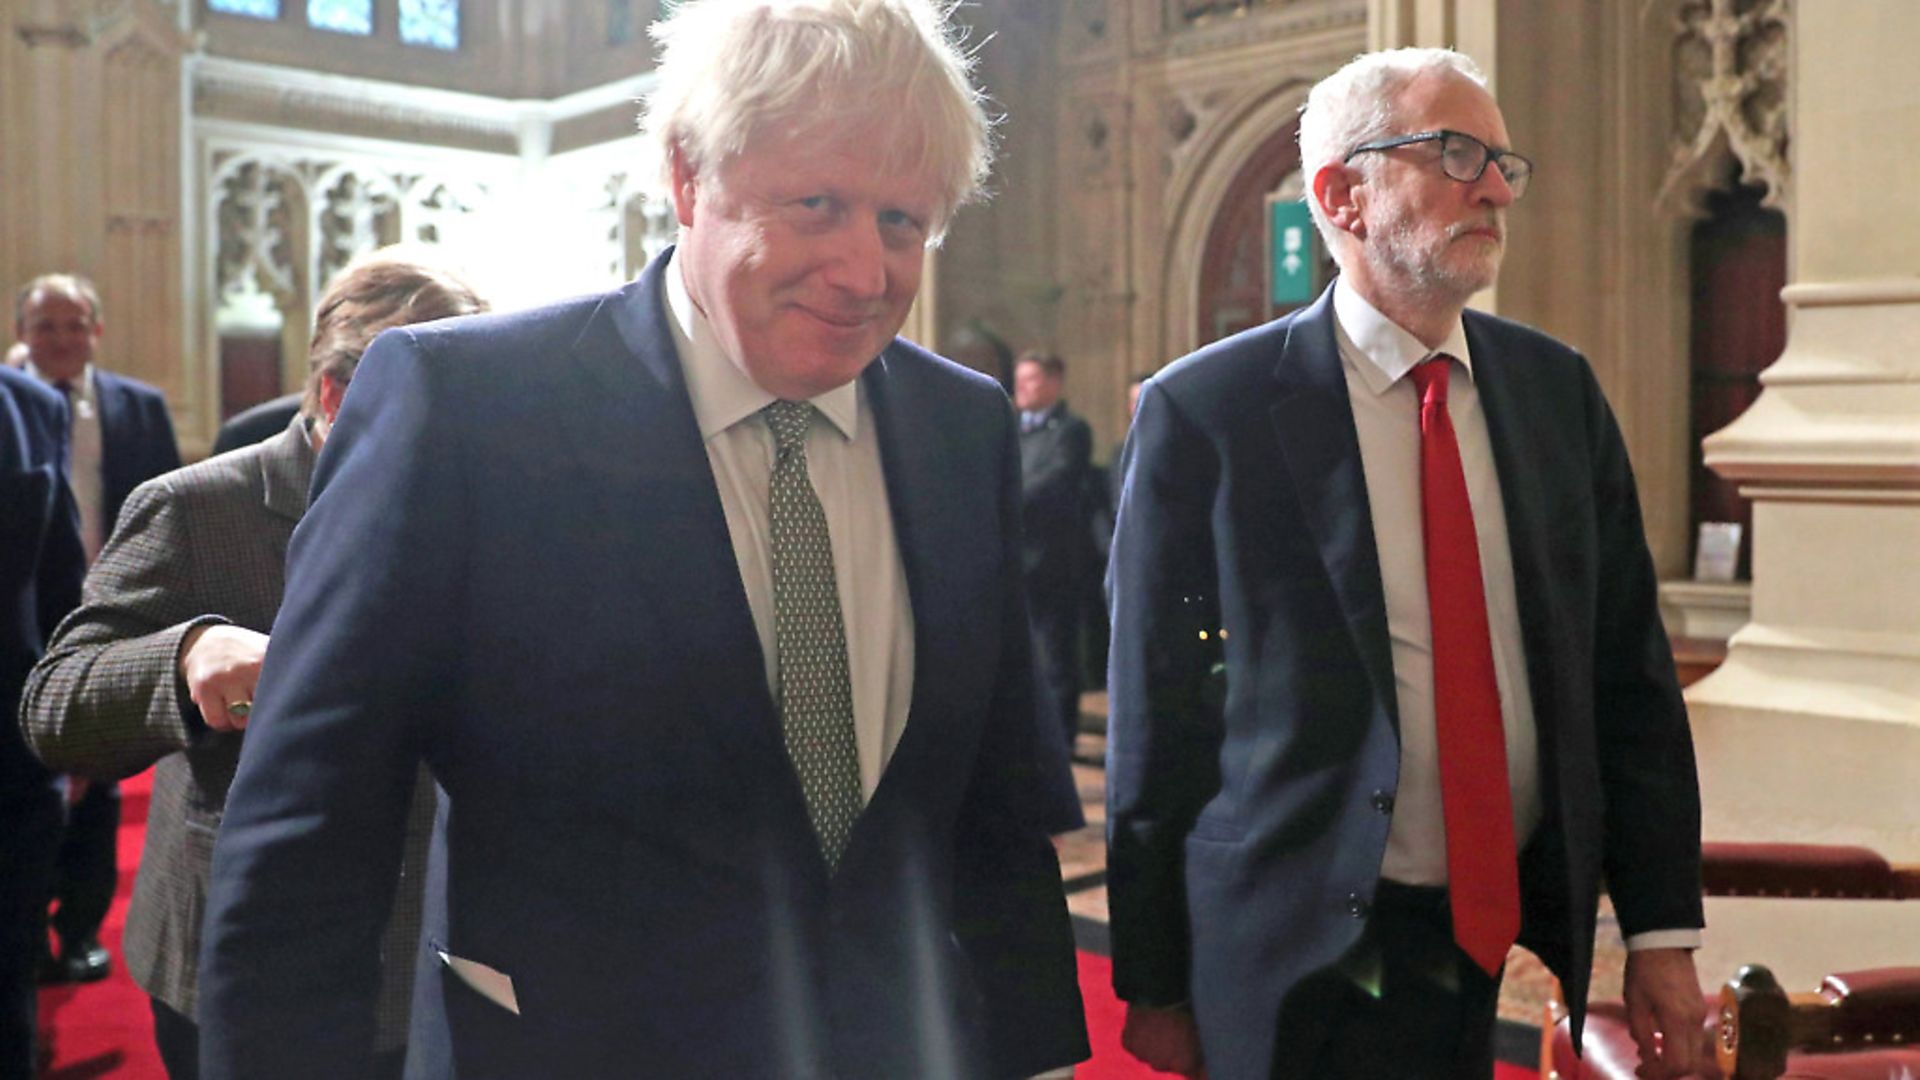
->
xmin=400 ymin=0 xmax=460 ymax=49
xmin=308 ymin=0 xmax=372 ymax=35
xmin=207 ymin=0 xmax=280 ymax=18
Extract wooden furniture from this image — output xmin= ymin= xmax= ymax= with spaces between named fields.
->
xmin=1714 ymin=963 xmax=1920 ymax=1079
xmin=1543 ymin=843 xmax=1920 ymax=1079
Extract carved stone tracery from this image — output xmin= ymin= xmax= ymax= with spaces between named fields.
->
xmin=216 ymin=158 xmax=301 ymax=309
xmin=211 ymin=150 xmax=497 ymax=328
xmin=1176 ymin=0 xmax=1292 ymax=25
xmin=1660 ymin=0 xmax=1790 ymax=215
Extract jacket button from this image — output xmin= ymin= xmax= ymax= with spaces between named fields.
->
xmin=1346 ymin=894 xmax=1370 ymax=919
xmin=1370 ymin=790 xmax=1395 ymax=815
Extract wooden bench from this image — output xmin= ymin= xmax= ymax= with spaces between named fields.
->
xmin=1715 ymin=963 xmax=1920 ymax=1079
xmin=1543 ymin=843 xmax=1920 ymax=1079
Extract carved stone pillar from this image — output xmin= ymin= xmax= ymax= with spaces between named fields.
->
xmin=1685 ymin=0 xmax=1920 ymax=989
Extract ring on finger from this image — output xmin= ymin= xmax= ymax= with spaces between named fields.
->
xmin=227 ymin=700 xmax=252 ymax=718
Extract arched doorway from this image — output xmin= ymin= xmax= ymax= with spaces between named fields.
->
xmin=1193 ymin=118 xmax=1332 ymax=346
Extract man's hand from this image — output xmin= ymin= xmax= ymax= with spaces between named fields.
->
xmin=1623 ymin=947 xmax=1709 ymax=1079
xmin=1121 ymin=1003 xmax=1206 ymax=1078
xmin=180 ymin=624 xmax=270 ymax=732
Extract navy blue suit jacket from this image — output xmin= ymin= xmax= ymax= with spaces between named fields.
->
xmin=199 ymin=252 xmax=1088 ymax=1079
xmin=91 ymin=369 xmax=181 ymax=534
xmin=2 ymin=367 xmax=85 ymax=795
xmin=1105 ymin=286 xmax=1702 ymax=1078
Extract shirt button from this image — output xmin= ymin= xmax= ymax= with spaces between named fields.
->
xmin=1370 ymin=790 xmax=1395 ymax=815
xmin=1346 ymin=893 xmax=1370 ymax=919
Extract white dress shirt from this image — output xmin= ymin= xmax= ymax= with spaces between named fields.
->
xmin=664 ymin=252 xmax=916 ymax=797
xmin=1335 ymin=279 xmax=1698 ymax=952
xmin=30 ymin=360 xmax=105 ymax=562
xmin=1333 ymin=278 xmax=1540 ymax=887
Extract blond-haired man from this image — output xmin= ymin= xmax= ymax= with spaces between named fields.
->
xmin=198 ymin=3 xmax=1087 ymax=1078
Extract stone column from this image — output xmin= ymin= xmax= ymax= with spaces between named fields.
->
xmin=1686 ymin=0 xmax=1920 ymax=989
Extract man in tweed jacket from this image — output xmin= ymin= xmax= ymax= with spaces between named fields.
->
xmin=19 ymin=251 xmax=485 ymax=1079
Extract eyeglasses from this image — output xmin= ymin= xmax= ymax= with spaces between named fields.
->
xmin=1343 ymin=129 xmax=1533 ymax=199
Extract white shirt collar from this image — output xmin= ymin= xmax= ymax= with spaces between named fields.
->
xmin=24 ymin=360 xmax=95 ymax=402
xmin=664 ymin=249 xmax=860 ymax=443
xmin=1330 ymin=276 xmax=1474 ymax=397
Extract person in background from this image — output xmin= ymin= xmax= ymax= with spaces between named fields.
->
xmin=21 ymin=249 xmax=485 ymax=1079
xmin=210 ymin=392 xmax=302 ymax=456
xmin=15 ymin=272 xmax=181 ymax=986
xmin=196 ymin=2 xmax=1088 ymax=1077
xmin=1015 ymin=350 xmax=1094 ymax=753
xmin=1106 ymin=47 xmax=1704 ymax=1079
xmin=0 ymin=364 xmax=84 ymax=1075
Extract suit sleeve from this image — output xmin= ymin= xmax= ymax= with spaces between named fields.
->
xmin=35 ymin=402 xmax=86 ymax=640
xmin=21 ymin=477 xmax=229 ymax=779
xmin=147 ymin=393 xmax=183 ymax=475
xmin=949 ymin=401 xmax=1090 ymax=1078
xmin=1104 ymin=380 xmax=1225 ymax=1006
xmin=198 ymin=330 xmax=467 ymax=1079
xmin=1582 ymin=369 xmax=1704 ymax=938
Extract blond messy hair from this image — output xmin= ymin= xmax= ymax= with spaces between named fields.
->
xmin=640 ymin=0 xmax=993 ymax=243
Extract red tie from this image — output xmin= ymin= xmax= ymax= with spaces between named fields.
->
xmin=1410 ymin=356 xmax=1520 ymax=977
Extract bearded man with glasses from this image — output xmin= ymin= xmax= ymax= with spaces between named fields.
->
xmin=1105 ymin=48 xmax=1707 ymax=1079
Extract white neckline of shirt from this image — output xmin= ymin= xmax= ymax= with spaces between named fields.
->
xmin=24 ymin=361 xmax=96 ymax=405
xmin=1330 ymin=276 xmax=1475 ymax=396
xmin=662 ymin=250 xmax=860 ymax=445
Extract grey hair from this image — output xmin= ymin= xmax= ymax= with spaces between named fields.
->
xmin=1296 ymin=48 xmax=1488 ymax=249
xmin=640 ymin=0 xmax=993 ymax=243
xmin=15 ymin=272 xmax=104 ymax=327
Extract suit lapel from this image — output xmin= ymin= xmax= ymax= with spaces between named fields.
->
xmin=91 ymin=372 xmax=125 ymax=484
xmin=256 ymin=420 xmax=314 ymax=525
xmin=568 ymin=254 xmax=814 ymax=847
xmin=856 ymin=348 xmax=959 ymax=809
xmin=1268 ymin=289 xmax=1399 ymax=729
xmin=1462 ymin=315 xmax=1561 ymax=781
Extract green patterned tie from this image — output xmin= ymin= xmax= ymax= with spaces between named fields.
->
xmin=763 ymin=400 xmax=866 ymax=868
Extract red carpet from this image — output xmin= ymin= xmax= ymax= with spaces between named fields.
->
xmin=1073 ymin=950 xmax=1539 ymax=1079
xmin=39 ymin=770 xmax=1536 ymax=1078
xmin=37 ymin=769 xmax=165 ymax=1079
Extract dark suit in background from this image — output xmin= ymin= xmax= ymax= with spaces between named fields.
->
xmin=198 ymin=254 xmax=1087 ymax=1078
xmin=46 ymin=367 xmax=181 ymax=977
xmin=210 ymin=393 xmax=302 ymax=456
xmin=1106 ymin=288 xmax=1702 ymax=1078
xmin=92 ymin=369 xmax=182 ymax=533
xmin=22 ymin=418 xmax=430 ymax=1077
xmin=1019 ymin=400 xmax=1093 ymax=750
xmin=0 ymin=366 xmax=85 ymax=1074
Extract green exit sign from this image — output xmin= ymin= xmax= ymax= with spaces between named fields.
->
xmin=1268 ymin=198 xmax=1318 ymax=305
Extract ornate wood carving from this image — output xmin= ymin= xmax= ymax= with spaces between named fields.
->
xmin=1660 ymin=0 xmax=1790 ymax=215
xmin=1176 ymin=0 xmax=1289 ymax=23
xmin=15 ymin=0 xmax=138 ymax=48
xmin=1064 ymin=0 xmax=1113 ymax=54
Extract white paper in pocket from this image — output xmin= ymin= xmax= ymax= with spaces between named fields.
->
xmin=436 ymin=949 xmax=521 ymax=1016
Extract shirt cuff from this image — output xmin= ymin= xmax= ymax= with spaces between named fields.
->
xmin=1624 ymin=929 xmax=1702 ymax=952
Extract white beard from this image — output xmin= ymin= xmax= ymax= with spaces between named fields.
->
xmin=1367 ymin=209 xmax=1503 ymax=309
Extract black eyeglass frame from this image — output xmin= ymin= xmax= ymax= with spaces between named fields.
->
xmin=1342 ymin=129 xmax=1534 ymax=197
